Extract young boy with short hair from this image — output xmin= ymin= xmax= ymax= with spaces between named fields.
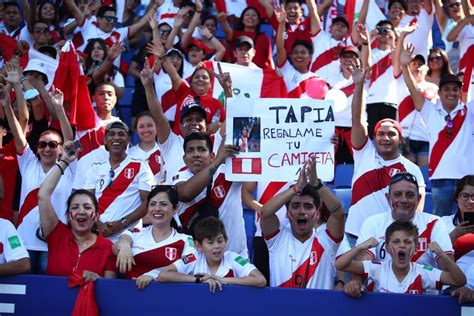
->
xmin=158 ymin=217 xmax=266 ymax=292
xmin=337 ymin=220 xmax=466 ymax=295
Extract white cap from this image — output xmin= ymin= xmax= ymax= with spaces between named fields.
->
xmin=23 ymin=59 xmax=49 ymax=84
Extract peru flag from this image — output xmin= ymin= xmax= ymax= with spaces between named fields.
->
xmin=232 ymin=157 xmax=262 ymax=174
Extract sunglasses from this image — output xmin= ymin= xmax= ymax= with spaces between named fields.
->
xmin=159 ymin=29 xmax=171 ymax=36
xmin=108 ymin=169 xmax=115 ymax=187
xmin=445 ymin=114 xmax=453 ymax=138
xmin=38 ymin=141 xmax=60 ymax=149
xmin=448 ymin=2 xmax=461 ymax=8
xmin=103 ymin=15 xmax=118 ymax=23
xmin=459 ymin=192 xmax=474 ymax=201
xmin=390 ymin=172 xmax=418 ymax=187
xmin=33 ymin=27 xmax=49 ymax=34
xmin=428 ymin=56 xmax=442 ymax=62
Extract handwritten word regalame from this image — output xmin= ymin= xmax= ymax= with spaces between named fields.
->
xmin=225 ymin=98 xmax=335 ymax=182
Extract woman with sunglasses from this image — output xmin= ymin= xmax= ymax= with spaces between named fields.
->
xmin=3 ymin=87 xmax=74 ymax=274
xmin=442 ymin=175 xmax=474 ymax=288
xmin=37 ymin=141 xmax=117 ymax=280
xmin=114 ymin=185 xmax=195 ymax=290
xmin=425 ymin=48 xmax=453 ymax=86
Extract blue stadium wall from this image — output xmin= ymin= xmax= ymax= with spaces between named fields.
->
xmin=0 ymin=275 xmax=472 ymax=315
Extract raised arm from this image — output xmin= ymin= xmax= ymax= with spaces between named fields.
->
xmin=65 ymin=0 xmax=86 ymax=27
xmin=275 ymin=5 xmax=288 ymax=67
xmin=217 ymin=12 xmax=233 ymax=42
xmin=128 ymin=2 xmax=159 ymax=38
xmin=335 ymin=238 xmax=378 ymax=274
xmin=351 ymin=0 xmax=369 ymax=43
xmin=181 ymin=0 xmax=203 ymax=48
xmin=400 ymin=44 xmax=425 ymax=111
xmin=1 ymin=84 xmax=27 ymax=155
xmin=92 ymin=42 xmax=123 ymax=84
xmin=50 ymin=88 xmax=74 ymax=142
xmin=357 ymin=24 xmax=372 ymax=68
xmin=429 ymin=242 xmax=466 ymax=287
xmin=309 ymin=0 xmax=322 ymax=35
xmin=165 ymin=12 xmax=184 ymax=50
xmin=350 ymin=66 xmax=369 ymax=149
xmin=4 ymin=62 xmax=28 ymax=131
xmin=433 ymin=0 xmax=448 ymax=32
xmin=148 ymin=40 xmax=183 ymax=91
xmin=447 ymin=15 xmax=474 ymax=42
xmin=462 ymin=0 xmax=473 ymax=15
xmin=199 ymin=26 xmax=226 ymax=61
xmin=423 ymin=0 xmax=433 ymax=14
xmin=140 ymin=57 xmax=171 ymax=144
xmin=258 ymin=0 xmax=274 ymax=19
xmin=393 ymin=24 xmax=417 ymax=77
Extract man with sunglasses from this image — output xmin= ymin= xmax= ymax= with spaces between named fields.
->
xmin=83 ymin=121 xmax=154 ymax=242
xmin=345 ymin=172 xmax=454 ymax=297
xmin=401 ymin=45 xmax=474 ymax=217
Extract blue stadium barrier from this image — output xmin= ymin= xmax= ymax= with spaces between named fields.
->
xmin=334 ymin=188 xmax=352 ymax=214
xmin=334 ymin=164 xmax=354 ymax=188
xmin=420 ymin=166 xmax=431 ymax=192
xmin=424 ymin=191 xmax=434 ymax=214
xmin=0 ymin=275 xmax=468 ymax=315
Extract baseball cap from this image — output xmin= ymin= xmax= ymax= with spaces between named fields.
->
xmin=105 ymin=121 xmax=130 ymax=135
xmin=332 ymin=16 xmax=350 ymax=29
xmin=187 ymin=38 xmax=206 ymax=52
xmin=439 ymin=74 xmax=462 ymax=90
xmin=235 ymin=36 xmax=254 ymax=48
xmin=340 ymin=46 xmax=359 ymax=57
xmin=412 ymin=54 xmax=425 ymax=65
xmin=180 ymin=102 xmax=207 ymax=123
xmin=374 ymin=118 xmax=403 ymax=137
xmin=23 ymin=59 xmax=49 ymax=84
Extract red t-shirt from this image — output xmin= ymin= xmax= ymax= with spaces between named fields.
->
xmin=46 ymin=222 xmax=117 ymax=277
xmin=0 ymin=141 xmax=19 ymax=222
xmin=231 ymin=30 xmax=273 ymax=69
xmin=172 ymin=81 xmax=226 ymax=135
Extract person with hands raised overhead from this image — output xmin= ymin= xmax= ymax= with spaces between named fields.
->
xmin=338 ymin=220 xmax=465 ymax=296
xmin=158 ymin=217 xmax=266 ymax=292
xmin=37 ymin=140 xmax=116 ymax=281
xmin=114 ymin=185 xmax=195 ymax=290
xmin=260 ymin=158 xmax=345 ymax=288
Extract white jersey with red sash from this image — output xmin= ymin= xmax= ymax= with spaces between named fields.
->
xmin=277 ymin=60 xmax=321 ymax=98
xmin=367 ymin=48 xmax=399 ymax=105
xmin=254 ymin=181 xmax=291 ymax=237
xmin=347 ymin=140 xmax=425 ymax=236
xmin=456 ymin=25 xmax=474 ymax=102
xmin=363 ymin=260 xmax=442 ymax=294
xmin=309 ymin=31 xmax=355 ymax=80
xmin=155 ymin=0 xmax=180 ymax=26
xmin=398 ymin=80 xmax=438 ymax=141
xmin=174 ymin=251 xmax=256 ymax=278
xmin=17 ymin=146 xmax=75 ymax=251
xmin=326 ymin=71 xmax=358 ymax=127
xmin=160 ymin=132 xmax=222 ymax=184
xmin=265 ymin=224 xmax=341 ymax=289
xmin=420 ymin=100 xmax=474 ymax=179
xmin=357 ymin=211 xmax=453 ymax=268
xmin=129 ymin=143 xmax=165 ymax=185
xmin=172 ymin=167 xmax=247 ymax=257
xmin=399 ymin=10 xmax=434 ymax=58
xmin=83 ymin=155 xmax=154 ymax=240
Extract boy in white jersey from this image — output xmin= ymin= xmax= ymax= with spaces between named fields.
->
xmin=337 ymin=220 xmax=466 ymax=296
xmin=158 ymin=217 xmax=266 ymax=292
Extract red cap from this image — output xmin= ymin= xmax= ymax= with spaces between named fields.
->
xmin=187 ymin=38 xmax=206 ymax=53
xmin=374 ymin=118 xmax=403 ymax=137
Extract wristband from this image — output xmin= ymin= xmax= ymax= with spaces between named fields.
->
xmin=327 ymin=203 xmax=342 ymax=213
xmin=312 ymin=179 xmax=324 ymax=191
xmin=334 ymin=280 xmax=345 ymax=287
xmin=196 ymin=10 xmax=202 ymax=13
xmin=194 ymin=274 xmax=202 ymax=283
xmin=55 ymin=163 xmax=65 ymax=175
xmin=58 ymin=159 xmax=70 ymax=168
xmin=19 ymin=76 xmax=28 ymax=84
xmin=207 ymin=35 xmax=215 ymax=41
xmin=361 ymin=42 xmax=369 ymax=46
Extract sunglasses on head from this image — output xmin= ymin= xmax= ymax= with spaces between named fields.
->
xmin=390 ymin=172 xmax=418 ymax=187
xmin=159 ymin=29 xmax=171 ymax=36
xmin=33 ymin=27 xmax=49 ymax=34
xmin=103 ymin=15 xmax=118 ymax=23
xmin=38 ymin=140 xmax=60 ymax=149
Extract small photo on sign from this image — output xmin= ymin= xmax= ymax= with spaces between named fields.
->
xmin=233 ymin=117 xmax=261 ymax=153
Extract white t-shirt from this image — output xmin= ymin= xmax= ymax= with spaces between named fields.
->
xmin=400 ymin=10 xmax=434 ymax=58
xmin=172 ymin=167 xmax=248 ymax=257
xmin=278 ymin=60 xmax=319 ymax=97
xmin=266 ymin=224 xmax=341 ymax=289
xmin=366 ymin=48 xmax=399 ymax=105
xmin=326 ymin=71 xmax=358 ymax=127
xmin=155 ymin=0 xmax=181 ymax=27
xmin=346 ymin=140 xmax=426 ymax=236
xmin=357 ymin=211 xmax=453 ymax=268
xmin=17 ymin=146 xmax=75 ymax=251
xmin=83 ymin=154 xmax=154 ymax=241
xmin=174 ymin=251 xmax=257 ymax=278
xmin=129 ymin=143 xmax=165 ymax=185
xmin=0 ymin=219 xmax=29 ymax=264
xmin=363 ymin=260 xmax=442 ymax=294
xmin=419 ymin=100 xmax=474 ymax=179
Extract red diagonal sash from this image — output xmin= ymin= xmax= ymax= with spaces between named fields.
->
xmin=147 ymin=149 xmax=162 ymax=176
xmin=405 ymin=274 xmax=423 ymax=294
xmin=398 ymin=95 xmax=415 ymax=123
xmin=259 ymin=182 xmax=287 ymax=205
xmin=458 ymin=45 xmax=474 ymax=94
xmin=428 ymin=107 xmax=467 ymax=177
xmin=278 ymin=237 xmax=325 ymax=288
xmin=78 ymin=126 xmax=106 ymax=159
xmin=97 ymin=162 xmax=141 ymax=214
xmin=412 ymin=220 xmax=437 ymax=262
xmin=340 ymin=82 xmax=355 ymax=97
xmin=369 ymin=53 xmax=392 ymax=87
xmin=18 ymin=188 xmax=40 ymax=226
xmin=310 ymin=45 xmax=344 ymax=73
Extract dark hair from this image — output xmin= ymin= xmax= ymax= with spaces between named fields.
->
xmin=285 ymin=185 xmax=322 ymax=210
xmin=67 ymin=189 xmax=98 ymax=213
xmin=33 ymin=19 xmax=50 ymax=28
xmin=376 ymin=19 xmax=395 ymax=29
xmin=453 ymin=175 xmax=474 ymax=225
xmin=183 ymin=132 xmax=212 ymax=153
xmin=148 ymin=185 xmax=179 ymax=208
xmin=133 ymin=111 xmax=154 ymax=130
xmin=165 ymin=49 xmax=184 ymax=78
xmin=190 ymin=66 xmax=213 ymax=82
xmin=3 ymin=2 xmax=20 ymax=11
xmin=194 ymin=217 xmax=228 ymax=243
xmin=180 ymin=0 xmax=195 ymax=9
xmin=236 ymin=7 xmax=261 ymax=33
xmin=84 ymin=38 xmax=108 ymax=71
xmin=291 ymin=39 xmax=313 ymax=55
xmin=38 ymin=2 xmax=56 ymax=22
xmin=92 ymin=82 xmax=116 ymax=95
xmin=203 ymin=16 xmax=217 ymax=28
xmin=427 ymin=48 xmax=452 ymax=77
xmin=385 ymin=220 xmax=419 ymax=245
xmin=97 ymin=6 xmax=116 ymax=18
xmin=388 ymin=0 xmax=408 ymax=11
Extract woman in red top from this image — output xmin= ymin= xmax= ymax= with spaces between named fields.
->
xmin=218 ymin=7 xmax=274 ymax=69
xmin=37 ymin=143 xmax=116 ymax=281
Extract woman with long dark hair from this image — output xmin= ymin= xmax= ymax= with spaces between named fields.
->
xmin=425 ymin=48 xmax=453 ymax=86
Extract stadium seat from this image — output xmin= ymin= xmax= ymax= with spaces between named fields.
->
xmin=423 ymin=192 xmax=434 ymax=214
xmin=333 ymin=188 xmax=352 ymax=215
xmin=334 ymin=164 xmax=354 ymax=188
xmin=119 ymin=86 xmax=135 ymax=107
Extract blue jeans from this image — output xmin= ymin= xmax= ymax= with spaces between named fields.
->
xmin=431 ymin=179 xmax=458 ymax=217
xmin=27 ymin=250 xmax=48 ymax=274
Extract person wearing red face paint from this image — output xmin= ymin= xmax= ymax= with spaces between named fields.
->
xmin=401 ymin=43 xmax=474 ymax=217
xmin=347 ymin=66 xmax=425 ymax=241
xmin=3 ymin=87 xmax=75 ymax=274
xmin=337 ymin=221 xmax=465 ymax=296
xmin=260 ymin=158 xmax=345 ymax=289
xmin=37 ymin=142 xmax=116 ymax=280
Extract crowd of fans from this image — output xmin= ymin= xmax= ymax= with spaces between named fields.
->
xmin=0 ymin=0 xmax=474 ymax=305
